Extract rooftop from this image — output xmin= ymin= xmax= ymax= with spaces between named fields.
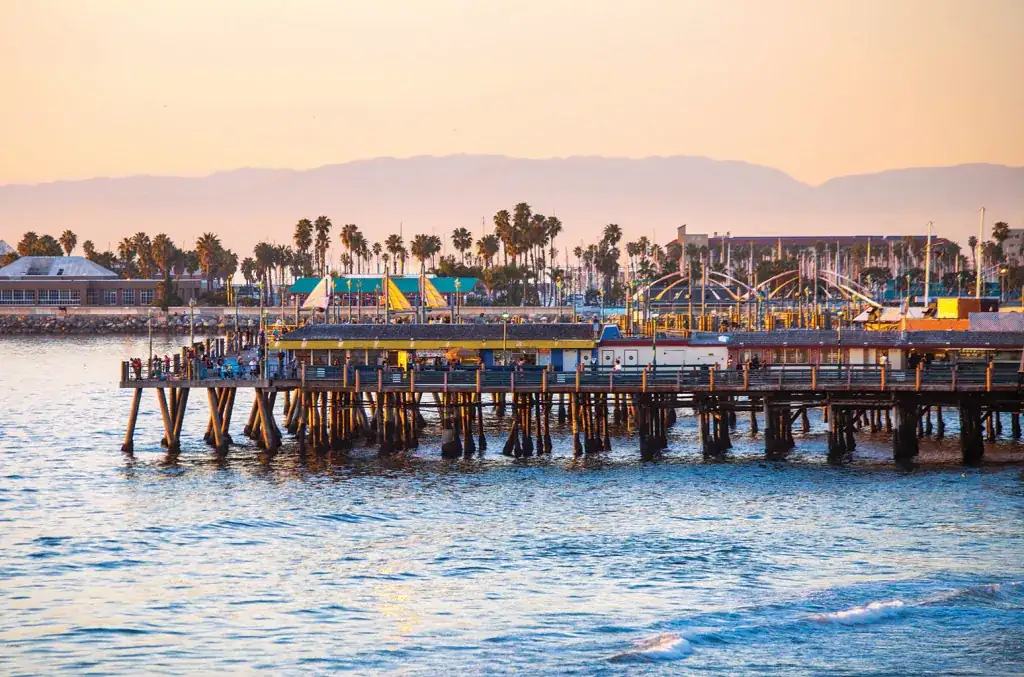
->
xmin=282 ymin=322 xmax=595 ymax=343
xmin=689 ymin=329 xmax=1024 ymax=349
xmin=0 ymin=256 xmax=118 ymax=279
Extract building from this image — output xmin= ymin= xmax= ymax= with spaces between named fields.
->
xmin=676 ymin=225 xmax=709 ymax=273
xmin=1002 ymin=228 xmax=1024 ymax=267
xmin=0 ymin=240 xmax=14 ymax=256
xmin=0 ymin=256 xmax=202 ymax=306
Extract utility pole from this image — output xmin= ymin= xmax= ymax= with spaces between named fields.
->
xmin=924 ymin=221 xmax=932 ymax=308
xmin=975 ymin=207 xmax=985 ymax=298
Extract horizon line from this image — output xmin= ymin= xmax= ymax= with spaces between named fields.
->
xmin=2 ymin=154 xmax=1021 ymax=190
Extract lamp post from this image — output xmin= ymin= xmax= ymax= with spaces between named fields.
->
xmin=188 ymin=298 xmax=196 ymax=348
xmin=454 ymin=278 xmax=461 ymax=322
xmin=347 ymin=279 xmax=353 ymax=322
xmin=257 ymin=280 xmax=264 ymax=354
xmin=356 ymin=280 xmax=362 ymax=323
xmin=651 ymin=311 xmax=660 ymax=368
xmin=999 ymin=267 xmax=1008 ymax=302
xmin=502 ymin=311 xmax=510 ymax=365
xmin=147 ymin=308 xmax=153 ymax=376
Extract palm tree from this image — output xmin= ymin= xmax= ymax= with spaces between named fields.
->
xmin=411 ymin=234 xmax=431 ymax=273
xmin=313 ymin=215 xmax=332 ymax=276
xmin=967 ymin=235 xmax=979 ymax=271
xmin=82 ymin=240 xmax=96 ymax=261
xmin=512 ymin=203 xmax=532 ymax=267
xmin=546 ymin=216 xmax=563 ymax=280
xmin=240 ymin=257 xmax=257 ymax=286
xmin=476 ymin=234 xmax=500 ymax=268
xmin=385 ymin=234 xmax=404 ymax=275
xmin=195 ymin=232 xmax=222 ymax=292
xmin=348 ymin=232 xmax=367 ymax=273
xmin=426 ymin=234 xmax=443 ymax=269
xmin=151 ymin=233 xmax=176 ymax=278
xmin=372 ymin=242 xmax=382 ymax=273
xmin=117 ymin=237 xmax=137 ymax=278
xmin=340 ymin=223 xmax=360 ymax=272
xmin=493 ymin=209 xmax=513 ymax=266
xmin=59 ymin=230 xmax=77 ymax=256
xmin=451 ymin=227 xmax=473 ymax=263
xmin=603 ymin=223 xmax=622 ymax=247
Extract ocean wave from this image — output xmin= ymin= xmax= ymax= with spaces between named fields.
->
xmin=811 ymin=600 xmax=906 ymax=625
xmin=609 ymin=632 xmax=692 ymax=663
xmin=925 ymin=580 xmax=1023 ymax=606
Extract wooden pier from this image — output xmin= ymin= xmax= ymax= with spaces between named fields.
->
xmin=119 ymin=361 xmax=1023 ymax=465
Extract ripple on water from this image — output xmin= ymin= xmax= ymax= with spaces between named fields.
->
xmin=0 ymin=336 xmax=1023 ymax=675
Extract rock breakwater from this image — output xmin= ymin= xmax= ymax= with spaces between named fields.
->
xmin=0 ymin=313 xmax=288 ymax=336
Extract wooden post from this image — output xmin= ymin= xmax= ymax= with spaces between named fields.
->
xmin=475 ymin=368 xmax=481 ymax=394
xmin=880 ymin=364 xmax=886 ymax=391
xmin=743 ymin=364 xmax=749 ymax=390
xmin=915 ymin=364 xmax=922 ymax=391
xmin=206 ymin=387 xmax=227 ymax=451
xmin=986 ymin=363 xmax=992 ymax=392
xmin=410 ymin=369 xmax=416 ymax=393
xmin=709 ymin=366 xmax=715 ymax=391
xmin=121 ymin=389 xmax=142 ymax=453
xmin=542 ymin=369 xmax=548 ymax=393
xmin=156 ymin=388 xmax=173 ymax=448
xmin=811 ymin=365 xmax=817 ymax=390
xmin=641 ymin=369 xmax=647 ymax=393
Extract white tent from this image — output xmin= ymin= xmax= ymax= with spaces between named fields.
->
xmin=301 ymin=276 xmax=331 ymax=311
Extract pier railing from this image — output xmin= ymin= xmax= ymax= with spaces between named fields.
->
xmin=122 ymin=360 xmax=1022 ymax=393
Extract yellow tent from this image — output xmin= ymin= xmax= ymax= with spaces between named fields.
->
xmin=385 ymin=277 xmax=412 ymax=311
xmin=421 ymin=276 xmax=447 ymax=309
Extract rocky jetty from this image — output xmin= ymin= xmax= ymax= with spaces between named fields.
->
xmin=0 ymin=312 xmax=289 ymax=335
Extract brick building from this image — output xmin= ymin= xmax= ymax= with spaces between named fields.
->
xmin=0 ymin=256 xmax=202 ymax=306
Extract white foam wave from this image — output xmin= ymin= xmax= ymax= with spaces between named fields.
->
xmin=609 ymin=632 xmax=692 ymax=663
xmin=811 ymin=600 xmax=906 ymax=625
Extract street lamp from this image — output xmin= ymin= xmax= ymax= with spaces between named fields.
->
xmin=502 ymin=311 xmax=510 ymax=365
xmin=347 ymin=279 xmax=353 ymax=322
xmin=651 ymin=311 xmax=660 ymax=368
xmin=356 ymin=280 xmax=362 ymax=322
xmin=188 ymin=298 xmax=196 ymax=348
xmin=147 ymin=308 xmax=153 ymax=377
xmin=454 ymin=278 xmax=461 ymax=322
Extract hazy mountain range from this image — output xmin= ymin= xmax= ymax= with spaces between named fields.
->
xmin=2 ymin=155 xmax=1022 ymax=256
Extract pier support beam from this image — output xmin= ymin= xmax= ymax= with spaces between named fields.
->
xmin=121 ymin=389 xmax=142 ymax=453
xmin=959 ymin=400 xmax=984 ymax=466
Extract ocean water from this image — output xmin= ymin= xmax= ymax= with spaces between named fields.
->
xmin=1 ymin=336 xmax=1023 ymax=676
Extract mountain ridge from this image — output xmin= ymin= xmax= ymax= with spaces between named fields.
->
xmin=1 ymin=155 xmax=1021 ymax=253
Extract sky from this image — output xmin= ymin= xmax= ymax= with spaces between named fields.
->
xmin=2 ymin=0 xmax=1023 ymax=186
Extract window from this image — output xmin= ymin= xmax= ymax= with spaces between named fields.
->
xmin=0 ymin=289 xmax=34 ymax=305
xmin=139 ymin=289 xmax=155 ymax=305
xmin=38 ymin=289 xmax=81 ymax=306
xmin=86 ymin=289 xmax=99 ymax=305
xmin=122 ymin=289 xmax=135 ymax=305
xmin=104 ymin=290 xmax=118 ymax=305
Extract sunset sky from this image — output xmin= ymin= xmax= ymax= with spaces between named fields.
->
xmin=2 ymin=0 xmax=1022 ymax=186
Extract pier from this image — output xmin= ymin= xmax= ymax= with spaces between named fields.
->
xmin=119 ymin=354 xmax=1023 ymax=466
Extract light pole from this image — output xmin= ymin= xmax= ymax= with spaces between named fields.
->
xmin=454 ymin=278 xmax=461 ymax=322
xmin=147 ymin=308 xmax=153 ymax=376
xmin=356 ymin=280 xmax=362 ymax=322
xmin=502 ymin=311 xmax=510 ymax=365
xmin=347 ymin=279 xmax=353 ymax=322
xmin=257 ymin=280 xmax=264 ymax=353
xmin=651 ymin=311 xmax=660 ymax=368
xmin=188 ymin=298 xmax=196 ymax=348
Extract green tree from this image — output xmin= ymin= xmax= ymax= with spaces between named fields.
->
xmin=451 ymin=227 xmax=473 ymax=263
xmin=59 ymin=230 xmax=77 ymax=256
